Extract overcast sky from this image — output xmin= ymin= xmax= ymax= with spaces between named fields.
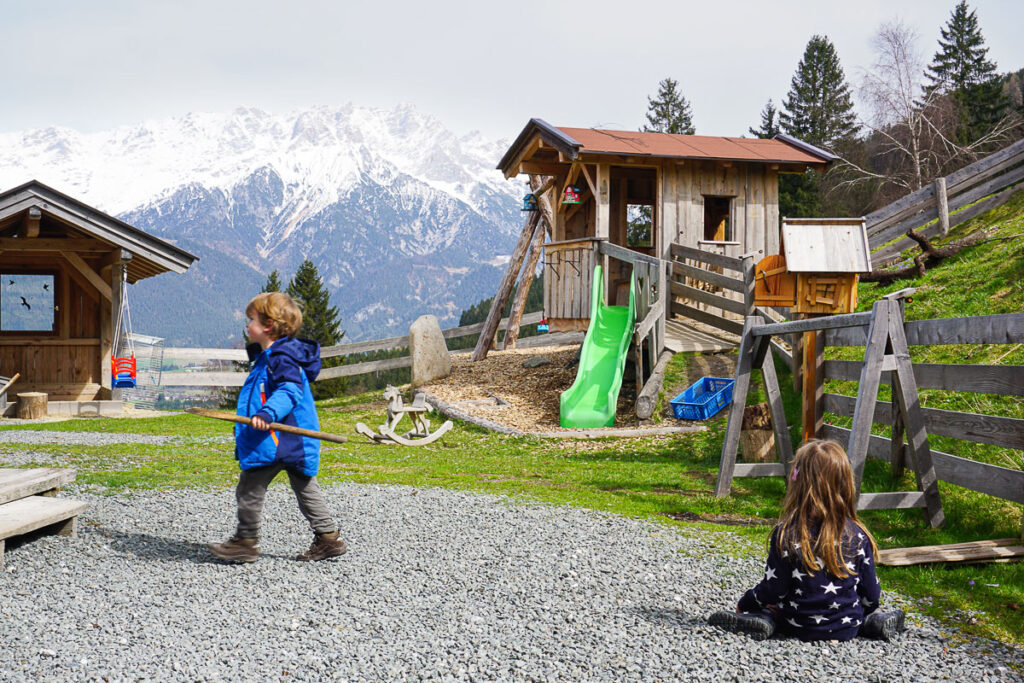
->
xmin=3 ymin=0 xmax=1022 ymax=142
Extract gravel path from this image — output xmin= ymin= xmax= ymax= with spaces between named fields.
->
xmin=2 ymin=484 xmax=1021 ymax=682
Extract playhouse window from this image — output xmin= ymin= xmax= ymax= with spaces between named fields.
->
xmin=703 ymin=196 xmax=732 ymax=241
xmin=626 ymin=204 xmax=654 ymax=248
xmin=0 ymin=272 xmax=56 ymax=334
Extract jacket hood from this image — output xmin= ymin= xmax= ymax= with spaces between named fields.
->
xmin=269 ymin=336 xmax=321 ymax=381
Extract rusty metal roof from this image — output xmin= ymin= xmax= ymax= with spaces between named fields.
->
xmin=557 ymin=127 xmax=832 ymax=164
xmin=497 ymin=118 xmax=835 ymax=176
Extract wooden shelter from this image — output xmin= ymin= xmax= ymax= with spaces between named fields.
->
xmin=0 ymin=181 xmax=196 ymax=413
xmin=497 ymin=119 xmax=835 ymax=331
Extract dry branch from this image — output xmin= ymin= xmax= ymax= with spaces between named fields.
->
xmin=862 ymin=228 xmax=991 ymax=284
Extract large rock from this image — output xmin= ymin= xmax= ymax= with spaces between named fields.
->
xmin=409 ymin=315 xmax=451 ymax=387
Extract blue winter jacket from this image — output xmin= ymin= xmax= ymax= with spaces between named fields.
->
xmin=235 ymin=336 xmax=322 ymax=476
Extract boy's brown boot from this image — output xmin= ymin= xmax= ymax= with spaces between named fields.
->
xmin=297 ymin=531 xmax=347 ymax=561
xmin=208 ymin=536 xmax=260 ymax=563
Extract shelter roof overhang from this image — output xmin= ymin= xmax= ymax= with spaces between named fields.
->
xmin=497 ymin=118 xmax=837 ymax=178
xmin=0 ymin=180 xmax=198 ymax=283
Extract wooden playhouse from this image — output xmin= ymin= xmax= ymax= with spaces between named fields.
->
xmin=497 ymin=119 xmax=836 ymax=332
xmin=0 ymin=181 xmax=196 ymax=416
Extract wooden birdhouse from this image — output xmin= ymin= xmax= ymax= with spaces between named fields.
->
xmin=521 ymin=192 xmax=538 ymax=212
xmin=561 ymin=185 xmax=581 ymax=204
xmin=781 ymin=217 xmax=871 ymax=315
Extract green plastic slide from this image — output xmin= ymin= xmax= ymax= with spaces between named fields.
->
xmin=559 ymin=264 xmax=636 ymax=428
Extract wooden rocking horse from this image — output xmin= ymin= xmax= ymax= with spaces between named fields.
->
xmin=355 ymin=385 xmax=453 ymax=446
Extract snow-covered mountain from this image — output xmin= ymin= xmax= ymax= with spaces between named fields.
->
xmin=0 ymin=104 xmax=524 ymax=345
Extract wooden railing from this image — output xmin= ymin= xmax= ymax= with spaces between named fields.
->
xmin=867 ymin=137 xmax=1024 ymax=263
xmin=596 ymin=241 xmax=667 ymax=412
xmin=159 ymin=311 xmax=545 ymax=387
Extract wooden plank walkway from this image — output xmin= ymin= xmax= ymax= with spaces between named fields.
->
xmin=0 ymin=468 xmax=87 ymax=568
xmin=665 ymin=317 xmax=739 ymax=353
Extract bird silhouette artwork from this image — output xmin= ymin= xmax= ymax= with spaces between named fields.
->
xmin=20 ymin=296 xmax=30 ymax=310
xmin=43 ymin=283 xmax=49 ymax=291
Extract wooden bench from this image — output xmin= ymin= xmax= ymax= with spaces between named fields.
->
xmin=0 ymin=468 xmax=87 ymax=568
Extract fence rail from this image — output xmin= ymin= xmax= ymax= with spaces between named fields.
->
xmin=867 ymin=137 xmax=1024 ymax=263
xmin=159 ymin=311 xmax=545 ymax=387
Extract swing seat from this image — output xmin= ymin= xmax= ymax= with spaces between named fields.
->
xmin=112 ymin=355 xmax=137 ymax=389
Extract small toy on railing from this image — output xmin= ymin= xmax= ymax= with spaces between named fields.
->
xmin=537 ymin=317 xmax=549 ymax=333
xmin=355 ymin=385 xmax=453 ymax=446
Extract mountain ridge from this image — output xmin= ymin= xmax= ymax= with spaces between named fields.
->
xmin=0 ymin=104 xmax=526 ymax=345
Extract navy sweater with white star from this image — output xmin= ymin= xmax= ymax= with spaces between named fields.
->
xmin=736 ymin=519 xmax=881 ymax=642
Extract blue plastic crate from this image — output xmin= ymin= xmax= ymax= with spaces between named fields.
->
xmin=670 ymin=377 xmax=735 ymax=420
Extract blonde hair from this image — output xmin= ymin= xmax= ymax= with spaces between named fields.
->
xmin=245 ymin=292 xmax=302 ymax=339
xmin=777 ymin=439 xmax=878 ymax=578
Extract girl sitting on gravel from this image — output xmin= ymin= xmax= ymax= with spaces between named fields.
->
xmin=209 ymin=292 xmax=347 ymax=564
xmin=708 ymin=439 xmax=905 ymax=642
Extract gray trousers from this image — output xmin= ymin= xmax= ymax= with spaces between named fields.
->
xmin=235 ymin=464 xmax=337 ymax=538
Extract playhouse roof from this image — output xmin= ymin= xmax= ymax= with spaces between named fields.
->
xmin=498 ymin=118 xmax=837 ymax=178
xmin=0 ymin=180 xmax=197 ymax=283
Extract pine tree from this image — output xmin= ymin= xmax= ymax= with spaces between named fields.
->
xmin=643 ymin=78 xmax=696 ymax=135
xmin=286 ymin=260 xmax=344 ymax=399
xmin=924 ymin=2 xmax=997 ymax=95
xmin=286 ymin=260 xmax=343 ymax=346
xmin=780 ymin=35 xmax=858 ymax=149
xmin=924 ymin=1 xmax=1008 ymax=141
xmin=749 ymin=99 xmax=780 ymax=139
xmin=263 ymin=270 xmax=282 ymax=293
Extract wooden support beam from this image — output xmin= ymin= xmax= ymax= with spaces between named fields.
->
xmin=0 ymin=238 xmax=112 ymax=252
xmin=23 ymin=207 xmax=40 ymax=238
xmin=635 ymin=349 xmax=672 ymax=420
xmin=62 ymin=252 xmax=112 ymax=302
xmin=595 ymin=163 xmax=611 ymax=241
xmin=504 ymin=179 xmax=549 ymax=349
xmin=470 ymin=177 xmax=555 ymax=362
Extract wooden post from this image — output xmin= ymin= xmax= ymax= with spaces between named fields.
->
xmin=935 ymin=177 xmax=950 ymax=237
xmin=800 ymin=321 xmax=824 ymax=443
xmin=760 ymin=348 xmax=795 ymax=474
xmin=715 ymin=316 xmax=769 ymax=497
xmin=846 ymin=301 xmax=891 ymax=491
xmin=471 ymin=177 xmax=554 ymax=362
xmin=505 ymin=176 xmax=553 ymax=349
xmin=890 ymin=378 xmax=906 ymax=478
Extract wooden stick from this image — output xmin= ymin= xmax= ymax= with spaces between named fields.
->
xmin=0 ymin=372 xmax=20 ymax=397
xmin=185 ymin=408 xmax=348 ymax=444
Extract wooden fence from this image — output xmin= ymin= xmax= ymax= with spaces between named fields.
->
xmin=717 ymin=299 xmax=1024 ymax=531
xmin=159 ymin=311 xmax=545 ymax=387
xmin=866 ymin=137 xmax=1024 ymax=263
xmin=543 ymin=237 xmax=600 ymax=326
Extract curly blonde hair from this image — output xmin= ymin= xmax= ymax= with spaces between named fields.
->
xmin=245 ymin=292 xmax=302 ymax=339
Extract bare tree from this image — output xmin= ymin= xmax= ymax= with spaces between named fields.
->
xmin=835 ymin=20 xmax=1020 ymax=200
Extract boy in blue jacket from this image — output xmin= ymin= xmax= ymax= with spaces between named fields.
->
xmin=209 ymin=292 xmax=347 ymax=563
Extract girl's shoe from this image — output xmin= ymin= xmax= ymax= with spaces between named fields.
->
xmin=208 ymin=536 xmax=260 ymax=563
xmin=861 ymin=610 xmax=906 ymax=641
xmin=708 ymin=610 xmax=776 ymax=641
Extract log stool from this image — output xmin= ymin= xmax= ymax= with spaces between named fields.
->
xmin=16 ymin=392 xmax=47 ymax=419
